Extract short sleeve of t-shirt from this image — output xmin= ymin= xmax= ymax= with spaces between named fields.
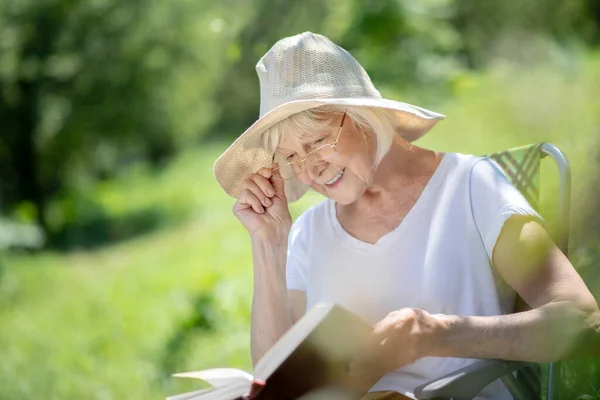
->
xmin=286 ymin=211 xmax=310 ymax=291
xmin=469 ymin=158 xmax=543 ymax=261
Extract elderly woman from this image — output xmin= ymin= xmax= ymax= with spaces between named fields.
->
xmin=213 ymin=32 xmax=599 ymax=399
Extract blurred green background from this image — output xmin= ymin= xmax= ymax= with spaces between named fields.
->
xmin=1 ymin=0 xmax=600 ymax=399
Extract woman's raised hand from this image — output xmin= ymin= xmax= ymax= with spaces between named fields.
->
xmin=233 ymin=165 xmax=293 ymax=242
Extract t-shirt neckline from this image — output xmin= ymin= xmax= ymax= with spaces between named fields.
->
xmin=328 ymin=153 xmax=453 ymax=250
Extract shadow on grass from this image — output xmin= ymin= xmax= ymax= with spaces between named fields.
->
xmin=159 ymin=294 xmax=216 ymax=378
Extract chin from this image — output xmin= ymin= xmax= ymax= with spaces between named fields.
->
xmin=330 ymin=191 xmax=358 ymax=205
xmin=317 ymin=185 xmax=362 ymax=205
xmin=313 ymin=173 xmax=365 ymax=204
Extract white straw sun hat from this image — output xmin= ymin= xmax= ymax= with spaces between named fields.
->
xmin=213 ymin=32 xmax=445 ymax=202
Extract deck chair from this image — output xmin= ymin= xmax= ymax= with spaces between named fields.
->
xmin=413 ymin=143 xmax=572 ymax=400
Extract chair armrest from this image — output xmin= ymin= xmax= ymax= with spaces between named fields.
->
xmin=413 ymin=359 xmax=533 ymax=400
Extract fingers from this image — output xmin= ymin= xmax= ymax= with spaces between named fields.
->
xmin=349 ymin=309 xmax=423 ymax=379
xmin=236 ymin=166 xmax=286 ymax=216
xmin=255 ymin=167 xmax=273 ymax=180
xmin=242 ymin=177 xmax=273 ymax=208
xmin=246 ymin=379 xmax=266 ymax=399
xmin=349 ymin=317 xmax=397 ymax=379
xmin=270 ymin=164 xmax=287 ymax=200
xmin=245 ymin=166 xmax=285 ymax=203
xmin=251 ymin=173 xmax=276 ymax=199
xmin=371 ymin=317 xmax=393 ymax=343
xmin=237 ymin=189 xmax=265 ymax=214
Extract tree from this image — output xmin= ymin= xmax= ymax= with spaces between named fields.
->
xmin=0 ymin=0 xmax=208 ymax=233
xmin=209 ymin=0 xmax=331 ymax=138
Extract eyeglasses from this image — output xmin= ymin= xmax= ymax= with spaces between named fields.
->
xmin=273 ymin=112 xmax=346 ymax=180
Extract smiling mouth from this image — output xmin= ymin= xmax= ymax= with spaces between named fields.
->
xmin=325 ymin=168 xmax=346 ymax=186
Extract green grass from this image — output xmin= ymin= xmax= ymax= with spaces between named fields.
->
xmin=1 ymin=53 xmax=600 ymax=399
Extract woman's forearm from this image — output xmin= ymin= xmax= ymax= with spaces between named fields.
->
xmin=250 ymin=237 xmax=293 ymax=366
xmin=432 ymin=301 xmax=600 ymax=362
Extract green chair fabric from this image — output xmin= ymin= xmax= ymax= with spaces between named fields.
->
xmin=487 ymin=143 xmax=542 ymax=211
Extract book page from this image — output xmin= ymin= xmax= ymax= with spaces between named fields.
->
xmin=184 ymin=380 xmax=251 ymax=400
xmin=173 ymin=368 xmax=253 ymax=387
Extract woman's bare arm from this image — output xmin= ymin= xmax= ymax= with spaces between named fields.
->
xmin=250 ymin=237 xmax=293 ymax=366
xmin=433 ymin=216 xmax=600 ymax=361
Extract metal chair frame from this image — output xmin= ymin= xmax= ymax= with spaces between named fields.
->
xmin=541 ymin=143 xmax=571 ymax=400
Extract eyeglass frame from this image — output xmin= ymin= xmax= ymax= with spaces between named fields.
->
xmin=272 ymin=112 xmax=347 ymax=177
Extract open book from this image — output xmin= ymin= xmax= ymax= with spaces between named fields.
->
xmin=167 ymin=303 xmax=375 ymax=400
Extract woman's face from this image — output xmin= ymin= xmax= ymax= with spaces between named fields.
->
xmin=276 ymin=114 xmax=376 ymax=204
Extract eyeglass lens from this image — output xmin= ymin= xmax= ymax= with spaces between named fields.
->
xmin=279 ymin=146 xmax=339 ymax=180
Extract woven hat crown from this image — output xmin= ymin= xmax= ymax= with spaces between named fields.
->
xmin=256 ymin=32 xmax=382 ymax=117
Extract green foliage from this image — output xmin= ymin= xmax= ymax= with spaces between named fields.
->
xmin=1 ymin=0 xmax=599 ymax=244
xmin=0 ymin=0 xmax=250 ymax=234
xmin=341 ymin=0 xmax=463 ymax=93
xmin=209 ymin=0 xmax=334 ymax=136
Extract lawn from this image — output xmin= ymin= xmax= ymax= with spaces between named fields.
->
xmin=1 ymin=53 xmax=599 ymax=399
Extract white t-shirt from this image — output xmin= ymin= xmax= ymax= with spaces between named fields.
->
xmin=285 ymin=153 xmax=541 ymax=400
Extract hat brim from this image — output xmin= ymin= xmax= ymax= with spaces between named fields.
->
xmin=213 ymin=97 xmax=445 ymax=202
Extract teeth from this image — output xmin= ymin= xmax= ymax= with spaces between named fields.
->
xmin=326 ymin=169 xmax=345 ymax=185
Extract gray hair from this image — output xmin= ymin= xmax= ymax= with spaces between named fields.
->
xmin=262 ymin=105 xmax=397 ymax=167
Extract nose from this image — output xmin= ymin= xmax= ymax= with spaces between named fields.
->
xmin=304 ymin=160 xmax=327 ymax=182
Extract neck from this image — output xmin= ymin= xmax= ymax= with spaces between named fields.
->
xmin=362 ymin=137 xmax=441 ymax=200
